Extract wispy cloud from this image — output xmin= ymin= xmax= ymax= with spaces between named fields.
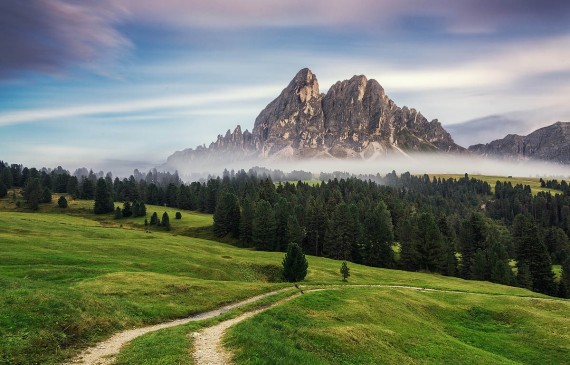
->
xmin=0 ymin=0 xmax=130 ymax=78
xmin=0 ymin=85 xmax=279 ymax=126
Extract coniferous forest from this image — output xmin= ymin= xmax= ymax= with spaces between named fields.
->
xmin=1 ymin=160 xmax=569 ymax=298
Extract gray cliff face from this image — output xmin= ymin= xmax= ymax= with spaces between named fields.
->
xmin=468 ymin=122 xmax=570 ymax=164
xmin=164 ymin=68 xmax=464 ymax=169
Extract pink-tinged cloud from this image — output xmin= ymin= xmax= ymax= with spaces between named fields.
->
xmin=0 ymin=0 xmax=130 ymax=78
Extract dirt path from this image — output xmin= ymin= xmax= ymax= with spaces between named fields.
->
xmin=64 ymin=288 xmax=292 ymax=365
xmin=192 ymin=293 xmax=303 ymax=365
xmin=65 ymin=284 xmax=563 ymax=365
xmin=189 ymin=284 xmax=566 ymax=365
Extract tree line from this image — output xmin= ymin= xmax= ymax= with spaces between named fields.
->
xmin=1 ymin=160 xmax=569 ymax=297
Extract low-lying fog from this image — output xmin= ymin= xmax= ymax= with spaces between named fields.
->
xmin=171 ymin=154 xmax=570 ymax=182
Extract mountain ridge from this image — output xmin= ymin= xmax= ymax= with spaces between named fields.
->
xmin=164 ymin=68 xmax=463 ymax=171
xmin=468 ymin=121 xmax=570 ymax=164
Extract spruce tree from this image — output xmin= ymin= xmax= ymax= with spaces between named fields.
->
xmin=415 ymin=212 xmax=444 ymax=272
xmin=274 ymin=197 xmax=292 ymax=251
xmin=57 ymin=195 xmax=68 ymax=208
xmin=81 ymin=178 xmax=95 ymax=200
xmin=513 ymin=214 xmax=555 ymax=294
xmin=340 ymin=261 xmax=350 ymax=281
xmin=23 ymin=178 xmax=42 ymax=210
xmin=306 ymin=197 xmax=327 ymax=256
xmin=399 ymin=216 xmax=420 ymax=271
xmin=460 ymin=213 xmax=487 ymax=279
xmin=162 ymin=212 xmax=171 ymax=230
xmin=325 ymin=203 xmax=358 ymax=261
xmin=0 ymin=167 xmax=13 ymax=188
xmin=114 ymin=206 xmax=122 ymax=219
xmin=558 ymin=258 xmax=570 ymax=298
xmin=239 ymin=197 xmax=254 ymax=246
xmin=150 ymin=211 xmax=158 ymax=225
xmin=362 ymin=201 xmax=394 ymax=268
xmin=252 ymin=199 xmax=277 ymax=251
xmin=122 ymin=201 xmax=133 ymax=217
xmin=213 ymin=191 xmax=240 ymax=237
xmin=282 ymin=242 xmax=308 ymax=282
xmin=286 ymin=215 xmax=305 ymax=247
xmin=94 ymin=178 xmax=114 ymax=214
xmin=0 ymin=182 xmax=7 ymax=198
xmin=41 ymin=187 xmax=52 ymax=203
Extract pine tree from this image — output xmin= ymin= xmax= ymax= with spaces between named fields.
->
xmin=94 ymin=178 xmax=114 ymax=214
xmin=57 ymin=195 xmax=68 ymax=208
xmin=513 ymin=214 xmax=555 ymax=294
xmin=162 ymin=212 xmax=171 ymax=230
xmin=0 ymin=167 xmax=13 ymax=188
xmin=460 ymin=213 xmax=487 ymax=279
xmin=362 ymin=201 xmax=394 ymax=268
xmin=306 ymin=197 xmax=327 ymax=256
xmin=23 ymin=178 xmax=42 ymax=210
xmin=0 ymin=182 xmax=6 ymax=198
xmin=415 ymin=212 xmax=444 ymax=272
xmin=399 ymin=216 xmax=420 ymax=271
xmin=325 ymin=203 xmax=359 ymax=261
xmin=559 ymin=258 xmax=570 ymax=298
xmin=41 ymin=187 xmax=52 ymax=203
xmin=213 ymin=191 xmax=241 ymax=237
xmin=150 ymin=211 xmax=158 ymax=225
xmin=274 ymin=197 xmax=292 ymax=251
xmin=114 ymin=206 xmax=122 ymax=219
xmin=340 ymin=261 xmax=350 ymax=281
xmin=80 ymin=178 xmax=95 ymax=200
xmin=286 ymin=215 xmax=305 ymax=247
xmin=252 ymin=199 xmax=277 ymax=251
xmin=122 ymin=201 xmax=133 ymax=217
xmin=239 ymin=197 xmax=255 ymax=246
xmin=517 ymin=262 xmax=533 ymax=290
xmin=282 ymin=242 xmax=308 ymax=282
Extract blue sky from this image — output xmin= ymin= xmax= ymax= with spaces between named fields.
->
xmin=1 ymin=0 xmax=570 ymax=174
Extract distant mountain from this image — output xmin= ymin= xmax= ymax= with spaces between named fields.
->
xmin=468 ymin=122 xmax=570 ymax=164
xmin=164 ymin=68 xmax=464 ymax=171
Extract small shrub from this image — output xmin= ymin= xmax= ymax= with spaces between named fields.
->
xmin=340 ymin=261 xmax=350 ymax=281
xmin=175 ymin=212 xmax=182 ymax=220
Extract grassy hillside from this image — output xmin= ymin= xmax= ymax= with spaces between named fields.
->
xmin=430 ymin=174 xmax=563 ymax=195
xmin=0 ymin=195 xmax=567 ymax=364
xmin=227 ymin=288 xmax=570 ymax=365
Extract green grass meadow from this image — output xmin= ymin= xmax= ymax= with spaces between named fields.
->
xmin=227 ymin=288 xmax=570 ymax=365
xmin=0 ymin=193 xmax=569 ymax=364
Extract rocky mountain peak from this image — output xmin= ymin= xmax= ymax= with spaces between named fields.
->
xmin=164 ymin=68 xmax=465 ymax=171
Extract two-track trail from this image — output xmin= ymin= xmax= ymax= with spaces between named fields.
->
xmin=65 ymin=284 xmax=563 ymax=364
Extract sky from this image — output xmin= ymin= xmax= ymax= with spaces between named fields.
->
xmin=1 ymin=0 xmax=570 ymax=175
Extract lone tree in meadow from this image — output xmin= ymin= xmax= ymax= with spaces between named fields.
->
xmin=162 ymin=212 xmax=171 ymax=230
xmin=282 ymin=242 xmax=308 ymax=282
xmin=57 ymin=195 xmax=68 ymax=208
xmin=340 ymin=261 xmax=350 ymax=281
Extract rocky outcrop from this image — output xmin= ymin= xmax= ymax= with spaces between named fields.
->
xmin=468 ymin=122 xmax=570 ymax=164
xmin=164 ymin=68 xmax=464 ymax=170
